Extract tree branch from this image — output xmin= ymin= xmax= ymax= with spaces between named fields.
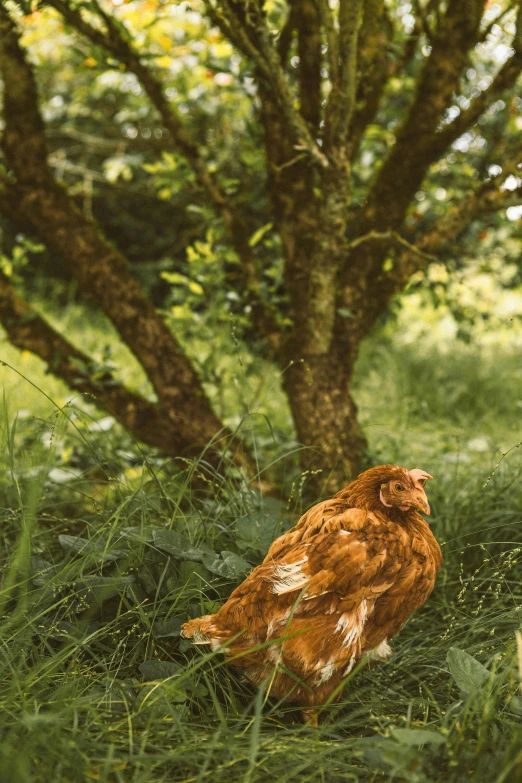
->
xmin=356 ymin=162 xmax=522 ymax=329
xmin=345 ymin=0 xmax=392 ymax=161
xmin=432 ymin=1 xmax=522 ymax=157
xmin=344 ymin=229 xmax=439 ymax=264
xmin=277 ymin=3 xmax=297 ymax=67
xmin=0 ymin=270 xmax=191 ymax=457
xmin=48 ymin=0 xmax=228 ymax=212
xmin=395 ymin=167 xmax=522 ymax=285
xmin=48 ymin=0 xmax=282 ymax=351
xmin=295 ymin=0 xmax=322 ymax=133
xmin=203 ymin=0 xmax=329 ymax=167
xmin=361 ymin=0 xmax=487 ymax=231
xmin=317 ymin=0 xmax=338 ymax=87
xmin=324 ymin=0 xmax=364 ymax=150
xmin=331 ymin=163 xmax=521 ymax=365
xmin=478 ymin=0 xmax=518 ymax=44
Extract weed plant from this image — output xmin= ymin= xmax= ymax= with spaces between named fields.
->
xmin=1 ymin=314 xmax=522 ymax=782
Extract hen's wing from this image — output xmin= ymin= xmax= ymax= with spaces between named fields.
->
xmin=265 ymin=501 xmax=365 ymax=561
xmin=207 ymin=510 xmax=408 ymax=666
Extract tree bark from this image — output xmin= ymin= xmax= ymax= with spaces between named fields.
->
xmin=0 ymin=271 xmax=195 ymax=459
xmin=282 ymin=356 xmax=367 ymax=495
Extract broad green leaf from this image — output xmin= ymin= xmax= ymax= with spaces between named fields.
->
xmin=139 ymin=660 xmax=183 ymax=680
xmin=508 ymin=695 xmax=522 ymax=716
xmin=153 ymin=529 xmax=213 ymax=562
xmin=122 ymin=526 xmax=156 ymax=543
xmin=58 ymin=535 xmax=127 ymax=562
xmin=153 ymin=617 xmax=184 ymax=639
xmin=75 ymin=575 xmax=135 ymax=605
xmin=248 ymin=222 xmax=273 ymax=247
xmin=188 ymin=280 xmax=204 ymax=295
xmin=236 ymin=511 xmax=282 ymax=555
xmin=446 ymin=647 xmax=490 ymax=694
xmin=202 ymin=550 xmax=251 ymax=579
xmin=178 ymin=560 xmax=212 ymax=587
xmin=391 ymin=728 xmax=446 ymax=747
xmin=161 ymin=271 xmax=188 ymax=285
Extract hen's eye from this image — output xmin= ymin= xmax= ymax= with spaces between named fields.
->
xmin=395 ymin=484 xmax=404 ymax=492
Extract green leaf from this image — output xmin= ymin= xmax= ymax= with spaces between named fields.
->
xmin=153 ymin=529 xmax=214 ymax=562
xmin=188 ymin=281 xmax=204 ymax=295
xmin=236 ymin=511 xmax=282 ymax=555
xmin=336 ymin=307 xmax=354 ymax=319
xmin=248 ymin=222 xmax=273 ymax=247
xmin=446 ymin=647 xmax=491 ymax=694
xmin=177 ymin=560 xmax=212 ymax=587
xmin=201 ymin=550 xmax=251 ymax=579
xmin=139 ymin=660 xmax=183 ymax=680
xmin=153 ymin=617 xmax=184 ymax=639
xmin=122 ymin=526 xmax=156 ymax=543
xmin=161 ymin=271 xmax=188 ymax=285
xmin=74 ymin=576 xmax=135 ymax=606
xmin=508 ymin=695 xmax=522 ymax=716
xmin=58 ymin=535 xmax=127 ymax=562
xmin=391 ymin=728 xmax=446 ymax=747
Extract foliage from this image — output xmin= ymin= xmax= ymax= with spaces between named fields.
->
xmin=2 ymin=309 xmax=522 ymax=781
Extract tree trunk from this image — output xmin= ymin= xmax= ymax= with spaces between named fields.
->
xmin=2 ymin=0 xmax=519 ymax=497
xmin=282 ymin=354 xmax=367 ymax=496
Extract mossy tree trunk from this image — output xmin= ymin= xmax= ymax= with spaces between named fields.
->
xmin=0 ymin=0 xmax=521 ymax=494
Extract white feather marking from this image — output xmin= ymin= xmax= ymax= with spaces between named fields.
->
xmin=271 ymin=557 xmax=309 ymax=595
xmin=191 ymin=628 xmax=211 ymax=644
xmin=365 ymin=639 xmax=392 ymax=661
xmin=336 ymin=600 xmax=369 ymax=648
xmin=210 ymin=638 xmax=220 ymax=651
xmin=266 ymin=619 xmax=277 ymax=637
xmin=343 ymin=655 xmax=356 ymax=676
xmin=315 ymin=659 xmax=336 ymax=684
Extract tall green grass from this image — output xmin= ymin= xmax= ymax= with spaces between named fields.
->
xmin=1 ymin=307 xmax=522 ymax=782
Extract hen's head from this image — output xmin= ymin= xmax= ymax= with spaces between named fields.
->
xmin=338 ymin=464 xmax=432 ymax=518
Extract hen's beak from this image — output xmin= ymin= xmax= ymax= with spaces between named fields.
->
xmin=412 ymin=489 xmax=430 ymax=515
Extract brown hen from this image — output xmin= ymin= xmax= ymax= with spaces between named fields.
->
xmin=181 ymin=464 xmax=442 ymax=726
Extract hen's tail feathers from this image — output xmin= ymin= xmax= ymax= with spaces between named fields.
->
xmin=180 ymin=615 xmax=215 ymax=645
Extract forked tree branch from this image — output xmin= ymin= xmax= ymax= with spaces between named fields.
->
xmin=395 ymin=167 xmax=522 ymax=285
xmin=203 ymin=0 xmax=328 ymax=167
xmin=358 ymin=163 xmax=522 ymax=323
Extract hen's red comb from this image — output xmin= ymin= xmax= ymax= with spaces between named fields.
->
xmin=409 ymin=469 xmax=433 ymax=486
